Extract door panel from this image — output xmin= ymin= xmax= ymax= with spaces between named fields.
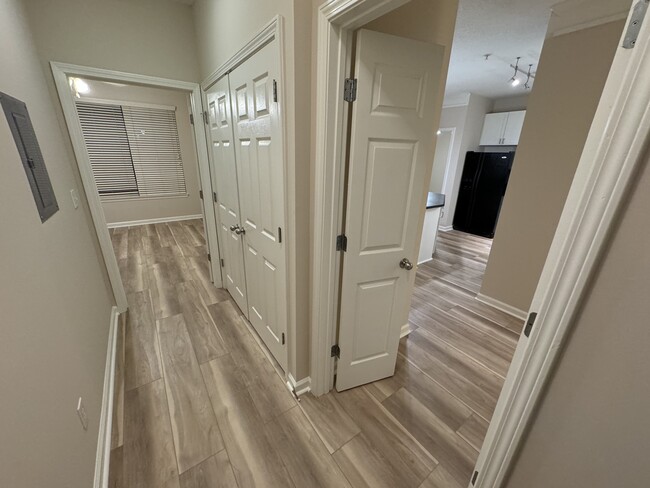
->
xmin=336 ymin=29 xmax=444 ymax=391
xmin=479 ymin=112 xmax=508 ymax=146
xmin=502 ymin=110 xmax=526 ymax=145
xmin=229 ymin=40 xmax=288 ymax=371
xmin=206 ymin=76 xmax=248 ymax=315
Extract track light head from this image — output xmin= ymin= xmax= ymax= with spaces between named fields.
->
xmin=508 ymin=57 xmax=522 ymax=88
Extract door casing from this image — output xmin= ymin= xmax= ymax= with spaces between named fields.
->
xmin=311 ymin=0 xmax=643 ymax=487
xmin=51 ymin=62 xmax=222 ymax=313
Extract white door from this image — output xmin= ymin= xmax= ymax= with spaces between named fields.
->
xmin=502 ymin=110 xmax=526 ymax=145
xmin=479 ymin=112 xmax=508 ymax=146
xmin=336 ymin=29 xmax=444 ymax=391
xmin=206 ymin=76 xmax=249 ymax=315
xmin=229 ymin=40 xmax=288 ymax=370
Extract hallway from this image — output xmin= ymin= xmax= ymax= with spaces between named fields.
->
xmin=108 ymin=222 xmax=523 ymax=488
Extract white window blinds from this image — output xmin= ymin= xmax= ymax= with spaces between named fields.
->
xmin=76 ymin=100 xmax=187 ymax=200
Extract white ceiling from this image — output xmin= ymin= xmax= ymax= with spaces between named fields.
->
xmin=445 ymin=0 xmax=558 ymax=101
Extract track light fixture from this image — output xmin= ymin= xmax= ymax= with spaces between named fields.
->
xmin=509 ymin=57 xmax=521 ymax=87
xmin=524 ymin=64 xmax=533 ymax=89
xmin=507 ymin=58 xmax=535 ymax=90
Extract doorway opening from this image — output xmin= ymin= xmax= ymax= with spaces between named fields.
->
xmin=51 ymin=63 xmax=221 ymax=312
xmin=311 ymin=0 xmax=636 ymax=486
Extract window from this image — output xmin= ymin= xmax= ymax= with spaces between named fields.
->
xmin=76 ymin=100 xmax=187 ymax=200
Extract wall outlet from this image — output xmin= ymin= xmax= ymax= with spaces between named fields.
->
xmin=76 ymin=397 xmax=88 ymax=430
xmin=70 ymin=189 xmax=80 ymax=209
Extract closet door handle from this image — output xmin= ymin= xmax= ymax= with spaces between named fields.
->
xmin=235 ymin=227 xmax=246 ymax=235
xmin=229 ymin=224 xmax=238 ymax=231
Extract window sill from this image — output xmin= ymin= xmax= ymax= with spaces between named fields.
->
xmin=100 ymin=193 xmax=190 ymax=203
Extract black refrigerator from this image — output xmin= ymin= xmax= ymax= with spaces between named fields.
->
xmin=453 ymin=151 xmax=514 ymax=238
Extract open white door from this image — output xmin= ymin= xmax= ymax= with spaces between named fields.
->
xmin=206 ymin=77 xmax=249 ymax=315
xmin=336 ymin=29 xmax=444 ymax=391
xmin=229 ymin=40 xmax=288 ymax=371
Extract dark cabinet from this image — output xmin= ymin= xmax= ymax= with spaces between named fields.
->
xmin=453 ymin=151 xmax=514 ymax=238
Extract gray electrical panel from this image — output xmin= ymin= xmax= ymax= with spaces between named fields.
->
xmin=1 ymin=92 xmax=59 ymax=222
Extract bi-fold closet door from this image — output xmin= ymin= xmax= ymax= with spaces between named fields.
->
xmin=205 ymin=39 xmax=288 ymax=371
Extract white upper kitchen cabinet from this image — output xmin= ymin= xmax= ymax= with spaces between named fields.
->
xmin=479 ymin=112 xmax=508 ymax=146
xmin=479 ymin=110 xmax=526 ymax=146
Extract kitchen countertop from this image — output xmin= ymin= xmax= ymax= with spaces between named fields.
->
xmin=426 ymin=192 xmax=445 ymax=209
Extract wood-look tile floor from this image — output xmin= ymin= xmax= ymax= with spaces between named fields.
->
xmin=108 ymin=222 xmax=523 ymax=488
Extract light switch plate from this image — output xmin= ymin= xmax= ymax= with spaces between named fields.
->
xmin=70 ymin=189 xmax=79 ymax=209
xmin=76 ymin=397 xmax=88 ymax=430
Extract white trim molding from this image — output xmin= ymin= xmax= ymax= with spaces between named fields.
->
xmin=439 ymin=224 xmax=454 ymax=232
xmin=106 ymin=214 xmax=202 ymax=229
xmin=476 ymin=293 xmax=528 ymax=321
xmin=548 ymin=0 xmax=630 ymax=38
xmin=93 ymin=306 xmax=120 ymax=488
xmin=400 ymin=323 xmax=411 ymax=338
xmin=310 ymin=0 xmax=409 ymax=398
xmin=201 ymin=16 xmax=281 ymax=91
xmin=287 ymin=373 xmax=312 ymax=397
xmin=50 ymin=62 xmax=223 ymax=305
xmin=442 ymin=91 xmax=471 ymax=108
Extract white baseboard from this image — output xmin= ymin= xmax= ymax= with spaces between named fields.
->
xmin=94 ymin=306 xmax=120 ymax=488
xmin=439 ymin=225 xmax=453 ymax=232
xmin=106 ymin=214 xmax=202 ymax=229
xmin=417 ymin=257 xmax=433 ymax=265
xmin=287 ymin=373 xmax=312 ymax=397
xmin=400 ymin=323 xmax=411 ymax=338
xmin=476 ymin=293 xmax=527 ymax=321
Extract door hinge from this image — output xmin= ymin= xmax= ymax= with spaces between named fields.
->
xmin=331 ymin=344 xmax=340 ymax=358
xmin=189 ymin=113 xmax=195 ymax=125
xmin=273 ymin=79 xmax=278 ymax=102
xmin=199 ymin=189 xmax=203 ymax=200
xmin=220 ymin=258 xmax=224 ymax=267
xmin=282 ymin=332 xmax=285 ymax=345
xmin=471 ymin=470 xmax=479 ymax=485
xmin=278 ymin=227 xmax=282 ymax=243
xmin=207 ymin=253 xmax=211 ymax=262
xmin=203 ymin=110 xmax=210 ymax=125
xmin=213 ymin=191 xmax=217 ymax=203
xmin=524 ymin=312 xmax=537 ymax=337
xmin=336 ymin=234 xmax=347 ymax=252
xmin=344 ymin=78 xmax=357 ymax=102
xmin=623 ymin=0 xmax=649 ymax=49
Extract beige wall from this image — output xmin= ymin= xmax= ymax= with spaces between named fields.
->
xmin=77 ymin=80 xmax=202 ymax=225
xmin=24 ymin=0 xmax=200 ymax=82
xmin=505 ymin=139 xmax=650 ymax=488
xmin=193 ymin=0 xmax=312 ymax=379
xmin=492 ymin=94 xmax=529 ymax=112
xmin=480 ymin=20 xmax=625 ymax=311
xmin=0 ymin=0 xmax=115 ymax=486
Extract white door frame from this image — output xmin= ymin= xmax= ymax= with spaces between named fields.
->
xmin=51 ymin=62 xmax=221 ymax=312
xmin=200 ymin=16 xmax=293 ymax=374
xmin=437 ymin=126 xmax=456 ymax=196
xmin=311 ymin=1 xmax=646 ymax=486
